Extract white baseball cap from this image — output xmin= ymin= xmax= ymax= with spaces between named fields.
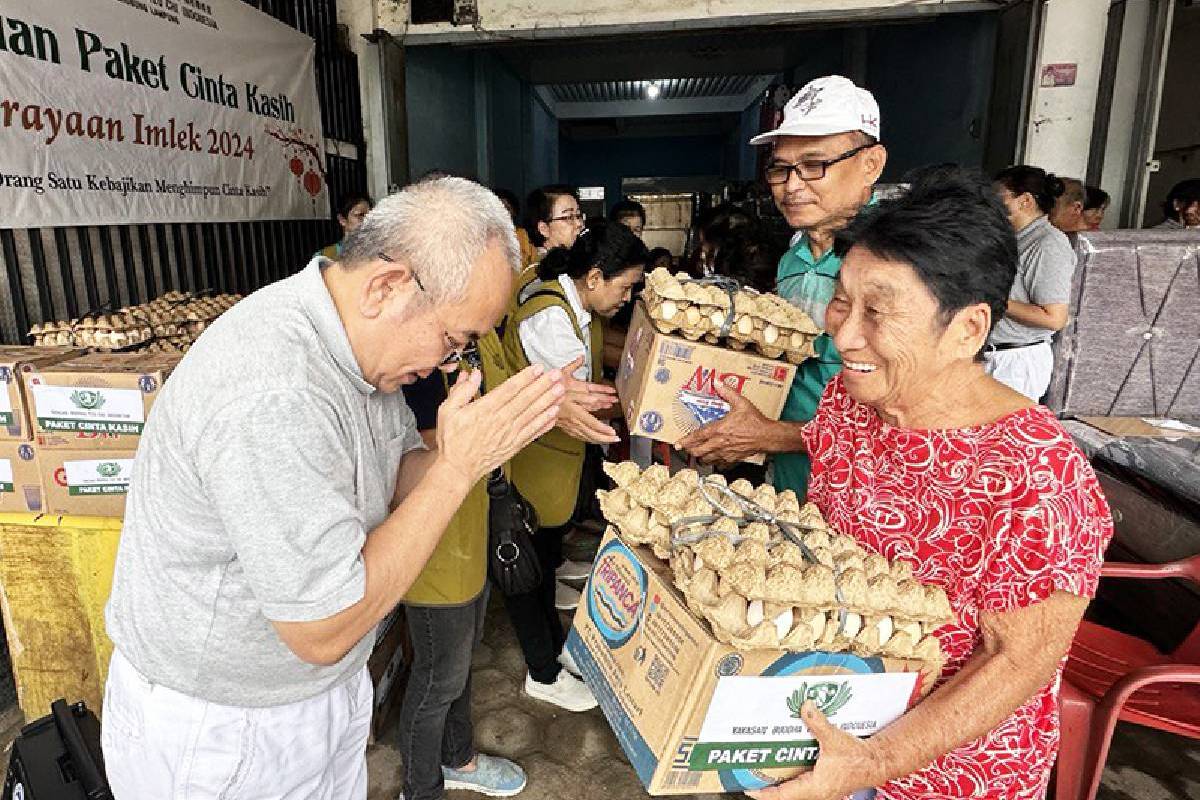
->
xmin=749 ymin=75 xmax=881 ymax=145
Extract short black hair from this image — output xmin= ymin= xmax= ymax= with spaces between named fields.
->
xmin=1084 ymin=185 xmax=1110 ymax=211
xmin=524 ymin=184 xmax=579 ymax=246
xmin=836 ymin=166 xmax=1018 ymax=353
xmin=712 ymin=223 xmax=787 ymax=294
xmin=994 ymin=165 xmax=1065 ymax=216
xmin=647 ymin=247 xmax=673 ymax=266
xmin=609 ymin=199 xmax=647 ymax=226
xmin=335 ymin=192 xmax=373 ymax=220
xmin=493 ymin=187 xmax=520 ymax=214
xmin=1163 ymin=179 xmax=1200 ymax=221
xmin=536 ymin=218 xmax=649 ymax=282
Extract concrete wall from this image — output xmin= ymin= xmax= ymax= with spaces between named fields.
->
xmin=1099 ymin=0 xmax=1156 ymax=227
xmin=487 ymin=60 xmax=527 ymax=196
xmin=867 ymin=12 xmax=997 ymax=178
xmin=405 ymin=46 xmax=481 ymax=180
xmin=561 ymin=135 xmax=727 ymax=209
xmin=382 ymin=0 xmax=987 ymax=39
xmin=403 ymin=48 xmax=561 ymax=193
xmin=1024 ymin=0 xmax=1111 ymax=180
xmin=525 ymin=90 xmax=561 ymax=195
xmin=1145 ymin=7 xmax=1200 ymax=226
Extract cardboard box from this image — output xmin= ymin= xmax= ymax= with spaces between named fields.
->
xmin=616 ymin=304 xmax=797 ymax=464
xmin=0 ymin=441 xmax=45 ymax=513
xmin=567 ymin=529 xmax=927 ymax=795
xmin=37 ymin=449 xmax=137 ymax=517
xmin=1076 ymin=416 xmax=1200 ymax=440
xmin=0 ymin=346 xmax=84 ymax=441
xmin=23 ymin=352 xmax=179 ymax=451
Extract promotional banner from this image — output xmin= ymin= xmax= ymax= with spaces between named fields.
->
xmin=0 ymin=0 xmax=328 ymax=227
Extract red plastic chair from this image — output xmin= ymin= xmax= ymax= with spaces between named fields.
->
xmin=1056 ymin=555 xmax=1200 ymax=800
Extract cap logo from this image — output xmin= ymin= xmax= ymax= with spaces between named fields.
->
xmin=793 ymin=85 xmax=824 ymax=116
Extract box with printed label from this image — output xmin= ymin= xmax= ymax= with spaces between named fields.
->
xmin=616 ymin=304 xmax=797 ymax=464
xmin=37 ymin=449 xmax=137 ymax=517
xmin=0 ymin=346 xmax=85 ymax=441
xmin=0 ymin=441 xmax=45 ymax=512
xmin=23 ymin=352 xmax=179 ymax=451
xmin=566 ymin=529 xmax=928 ymax=795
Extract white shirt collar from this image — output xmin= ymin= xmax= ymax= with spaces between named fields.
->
xmin=557 ymin=274 xmax=592 ymax=332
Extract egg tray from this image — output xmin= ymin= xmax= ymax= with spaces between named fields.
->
xmin=641 ymin=268 xmax=821 ymax=364
xmin=598 ymin=461 xmax=952 ymax=678
xmin=28 ymin=291 xmax=241 ymax=353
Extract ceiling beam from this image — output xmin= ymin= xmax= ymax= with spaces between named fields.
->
xmin=551 ymin=95 xmax=760 ymax=120
xmin=397 ymin=2 xmax=1006 ymax=45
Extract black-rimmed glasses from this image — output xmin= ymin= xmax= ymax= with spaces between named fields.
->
xmin=764 ymin=142 xmax=876 ymax=185
xmin=379 ymin=252 xmax=480 ymax=368
xmin=548 ymin=210 xmax=585 ymax=223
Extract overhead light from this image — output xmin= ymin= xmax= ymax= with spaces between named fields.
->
xmin=646 ymin=82 xmax=661 ymax=100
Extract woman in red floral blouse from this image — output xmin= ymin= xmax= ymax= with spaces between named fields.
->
xmin=686 ymin=167 xmax=1113 ymax=800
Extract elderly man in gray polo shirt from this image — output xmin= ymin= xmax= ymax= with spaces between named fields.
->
xmin=102 ymin=177 xmax=565 ymax=799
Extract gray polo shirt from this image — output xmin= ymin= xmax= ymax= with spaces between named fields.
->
xmin=105 ymin=257 xmax=423 ymax=707
xmin=990 ymin=215 xmax=1077 ymax=346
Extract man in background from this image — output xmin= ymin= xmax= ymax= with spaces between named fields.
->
xmin=679 ymin=75 xmax=887 ymax=501
xmin=1050 ymin=177 xmax=1088 ymax=233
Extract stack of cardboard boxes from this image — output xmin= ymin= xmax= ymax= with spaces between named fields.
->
xmin=0 ymin=347 xmax=178 ymax=517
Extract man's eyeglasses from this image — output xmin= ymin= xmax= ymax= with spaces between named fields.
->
xmin=764 ymin=142 xmax=876 ymax=185
xmin=379 ymin=252 xmax=479 ymax=368
xmin=548 ymin=210 xmax=585 ymax=224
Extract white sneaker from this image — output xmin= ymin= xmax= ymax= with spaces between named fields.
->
xmin=558 ymin=647 xmax=582 ymax=678
xmin=555 ymin=559 xmax=592 ymax=581
xmin=524 ymin=670 xmax=598 ymax=712
xmin=554 ymin=581 xmax=581 ymax=611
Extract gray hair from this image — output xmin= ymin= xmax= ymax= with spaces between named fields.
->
xmin=341 ymin=176 xmax=519 ymax=304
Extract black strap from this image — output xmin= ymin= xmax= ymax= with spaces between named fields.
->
xmin=989 ymin=340 xmax=1048 ymax=352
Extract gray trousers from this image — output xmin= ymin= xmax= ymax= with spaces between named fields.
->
xmin=398 ymin=587 xmax=490 ymax=800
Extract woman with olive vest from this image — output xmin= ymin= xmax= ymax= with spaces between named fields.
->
xmin=396 ymin=334 xmax=529 ymax=800
xmin=502 ymin=220 xmax=648 ymax=712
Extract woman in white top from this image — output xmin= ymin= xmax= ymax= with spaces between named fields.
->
xmin=501 ymin=221 xmax=648 ymax=712
xmin=989 ymin=166 xmax=1078 ymax=400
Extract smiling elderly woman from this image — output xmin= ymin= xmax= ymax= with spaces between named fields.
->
xmin=689 ymin=168 xmax=1114 ymax=800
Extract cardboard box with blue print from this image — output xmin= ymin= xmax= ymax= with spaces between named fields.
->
xmin=22 ymin=352 xmax=179 ymax=452
xmin=616 ymin=304 xmax=796 ymax=465
xmin=567 ymin=528 xmax=931 ymax=796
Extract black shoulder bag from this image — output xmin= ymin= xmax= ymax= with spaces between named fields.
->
xmin=486 ymin=468 xmax=542 ymax=596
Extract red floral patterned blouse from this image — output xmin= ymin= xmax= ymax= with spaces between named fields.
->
xmin=803 ymin=377 xmax=1114 ymax=800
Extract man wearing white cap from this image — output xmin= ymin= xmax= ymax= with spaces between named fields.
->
xmin=681 ymin=76 xmax=887 ymax=498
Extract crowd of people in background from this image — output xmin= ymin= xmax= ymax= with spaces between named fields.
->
xmin=97 ymin=65 xmax=1195 ymax=800
xmin=302 ymin=126 xmax=1198 ymax=800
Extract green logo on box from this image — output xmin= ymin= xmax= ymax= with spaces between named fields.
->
xmin=70 ymin=390 xmax=106 ymax=410
xmin=96 ymin=462 xmax=122 ymax=478
xmin=787 ymin=681 xmax=852 ymax=719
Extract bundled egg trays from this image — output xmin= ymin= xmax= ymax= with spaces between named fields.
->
xmin=29 ymin=291 xmax=242 ymax=354
xmin=641 ymin=268 xmax=821 ymax=364
xmin=598 ymin=461 xmax=952 ymax=678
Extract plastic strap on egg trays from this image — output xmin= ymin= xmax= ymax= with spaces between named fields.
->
xmin=685 ymin=276 xmax=742 ymax=337
xmin=670 ymin=475 xmax=852 ymax=639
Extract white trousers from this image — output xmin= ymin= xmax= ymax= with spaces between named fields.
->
xmin=984 ymin=341 xmax=1054 ymax=401
xmin=101 ymin=649 xmax=372 ymax=800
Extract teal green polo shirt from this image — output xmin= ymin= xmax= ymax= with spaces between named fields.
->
xmin=772 ymin=236 xmax=844 ymax=498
